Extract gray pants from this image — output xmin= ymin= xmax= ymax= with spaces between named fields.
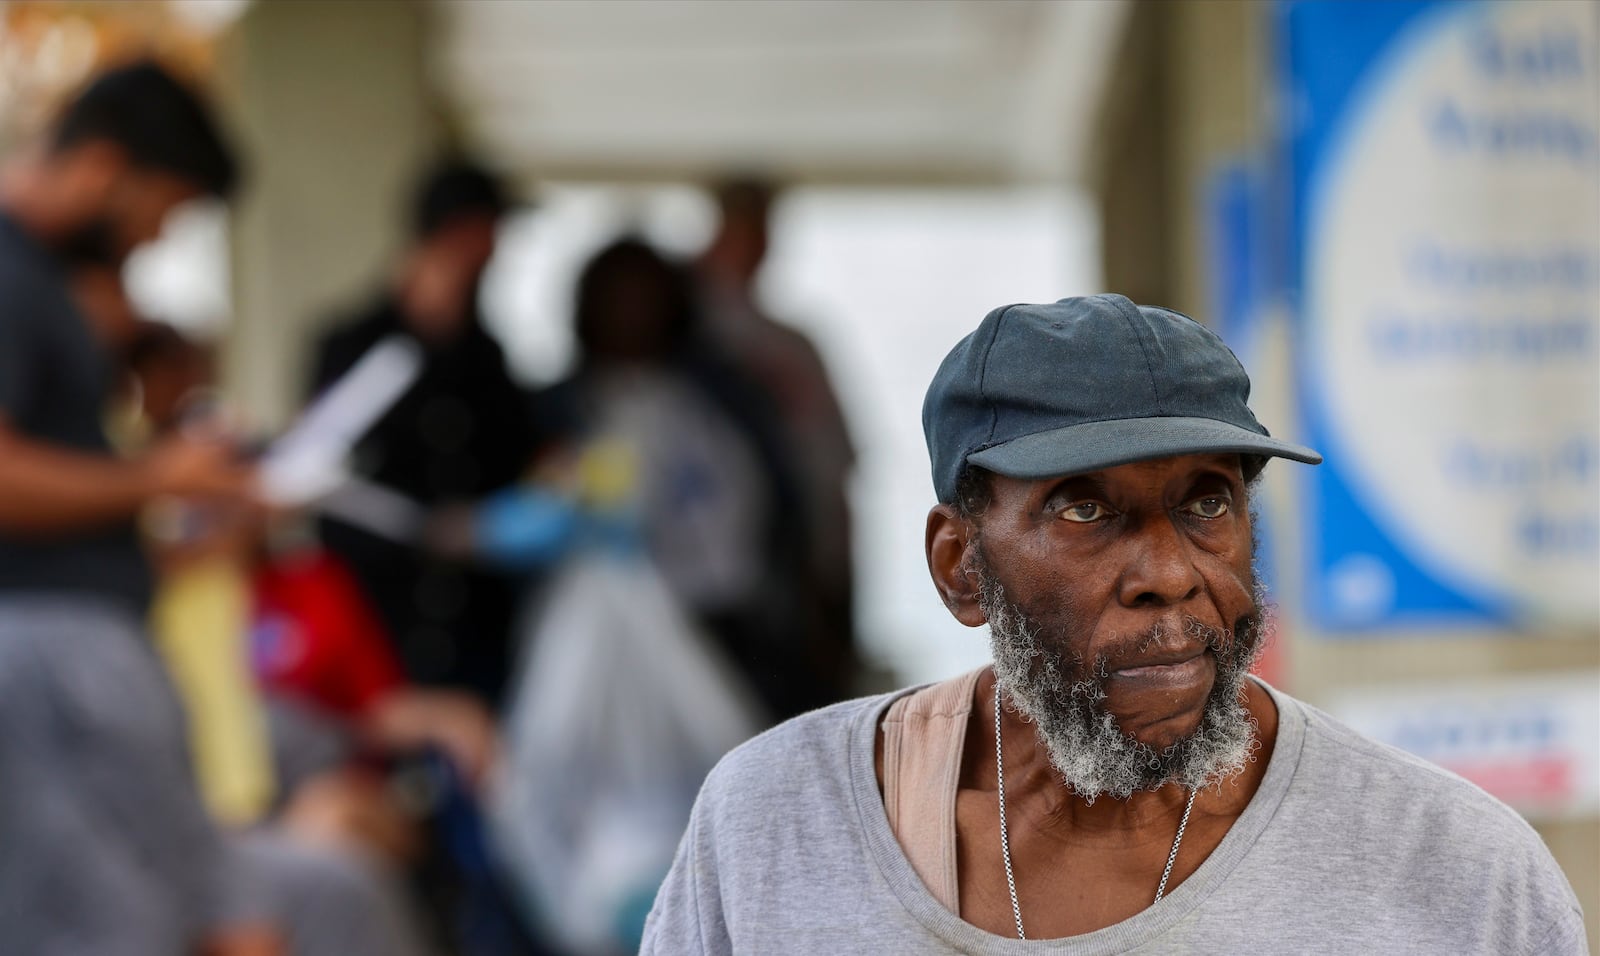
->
xmin=0 ymin=597 xmax=427 ymax=956
xmin=234 ymin=833 xmax=429 ymax=956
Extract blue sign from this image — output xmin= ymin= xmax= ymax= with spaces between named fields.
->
xmin=1280 ymin=0 xmax=1599 ymax=632
xmin=1205 ymin=161 xmax=1285 ymax=600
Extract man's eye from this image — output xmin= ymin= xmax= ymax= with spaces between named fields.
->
xmin=1060 ymin=501 xmax=1109 ymax=523
xmin=1186 ymin=496 xmax=1230 ymax=519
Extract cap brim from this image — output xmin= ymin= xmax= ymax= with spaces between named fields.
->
xmin=966 ymin=416 xmax=1322 ymax=481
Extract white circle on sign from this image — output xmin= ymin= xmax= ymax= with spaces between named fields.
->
xmin=1307 ymin=0 xmax=1600 ymax=626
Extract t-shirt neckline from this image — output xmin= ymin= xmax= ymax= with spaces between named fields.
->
xmin=848 ymin=675 xmax=1309 ymax=955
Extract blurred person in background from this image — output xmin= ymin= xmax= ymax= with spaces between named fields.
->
xmin=532 ymin=236 xmax=835 ymax=723
xmin=0 ymin=60 xmax=290 ymax=955
xmin=71 ymin=258 xmax=440 ymax=956
xmin=101 ymin=251 xmax=501 ymax=795
xmin=695 ymin=177 xmax=859 ymax=703
xmin=310 ymin=160 xmax=538 ymax=712
xmin=119 ymin=315 xmax=522 ymax=956
xmin=108 ymin=318 xmax=275 ymax=830
xmin=119 ymin=318 xmax=496 ymax=818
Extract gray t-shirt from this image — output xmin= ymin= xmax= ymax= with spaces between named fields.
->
xmin=0 ymin=214 xmax=153 ymax=613
xmin=642 ymin=680 xmax=1587 ymax=954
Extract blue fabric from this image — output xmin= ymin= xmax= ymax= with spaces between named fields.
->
xmin=473 ymin=488 xmax=582 ymax=570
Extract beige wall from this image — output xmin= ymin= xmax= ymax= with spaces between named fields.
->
xmin=217 ymin=0 xmax=444 ymax=430
xmin=1093 ymin=2 xmax=1599 ymax=947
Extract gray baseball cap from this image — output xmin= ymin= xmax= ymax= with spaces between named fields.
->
xmin=922 ymin=294 xmax=1322 ymax=502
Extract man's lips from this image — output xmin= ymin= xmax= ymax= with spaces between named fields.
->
xmin=1109 ymin=649 xmax=1213 ymax=688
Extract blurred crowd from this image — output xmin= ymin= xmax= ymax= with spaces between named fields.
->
xmin=0 ymin=60 xmax=857 ymax=956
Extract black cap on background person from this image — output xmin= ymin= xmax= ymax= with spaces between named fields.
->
xmin=411 ymin=158 xmax=512 ymax=240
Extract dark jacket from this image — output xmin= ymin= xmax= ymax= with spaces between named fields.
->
xmin=310 ymin=297 xmax=537 ymax=708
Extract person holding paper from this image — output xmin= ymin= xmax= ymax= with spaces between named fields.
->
xmin=310 ymin=160 xmax=537 ymax=711
xmin=0 ymin=61 xmax=282 ymax=955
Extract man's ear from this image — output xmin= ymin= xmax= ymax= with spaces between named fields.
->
xmin=926 ymin=504 xmax=987 ymax=628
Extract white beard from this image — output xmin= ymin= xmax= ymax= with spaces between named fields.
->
xmin=979 ymin=569 xmax=1265 ymax=803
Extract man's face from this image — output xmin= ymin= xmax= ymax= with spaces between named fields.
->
xmin=966 ymin=453 xmax=1266 ymax=800
xmin=401 ymin=214 xmax=500 ymax=341
xmin=104 ymin=168 xmax=202 ymax=256
xmin=436 ymin=213 xmax=500 ymax=280
xmin=719 ymin=210 xmax=769 ymax=280
xmin=55 ymin=146 xmax=202 ymax=265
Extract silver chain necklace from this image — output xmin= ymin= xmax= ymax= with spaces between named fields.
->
xmin=993 ymin=686 xmax=1196 ymax=940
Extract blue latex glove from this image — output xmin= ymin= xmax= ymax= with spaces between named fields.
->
xmin=473 ymin=487 xmax=581 ymax=569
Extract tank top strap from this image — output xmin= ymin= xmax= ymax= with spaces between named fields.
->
xmin=880 ymin=666 xmax=984 ymax=915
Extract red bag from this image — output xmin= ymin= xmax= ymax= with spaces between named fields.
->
xmin=251 ymin=549 xmax=404 ymax=717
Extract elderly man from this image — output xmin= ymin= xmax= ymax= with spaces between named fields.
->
xmin=641 ymin=295 xmax=1586 ymax=953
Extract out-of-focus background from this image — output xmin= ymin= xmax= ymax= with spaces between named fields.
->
xmin=0 ymin=0 xmax=1594 ymax=952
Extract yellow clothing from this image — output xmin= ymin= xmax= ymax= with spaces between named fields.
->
xmin=150 ymin=559 xmax=275 ymax=825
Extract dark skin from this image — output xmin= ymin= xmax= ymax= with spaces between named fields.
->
xmin=879 ymin=453 xmax=1279 ymax=938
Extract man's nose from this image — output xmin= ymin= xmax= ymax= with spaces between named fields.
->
xmin=1116 ymin=514 xmax=1204 ymax=608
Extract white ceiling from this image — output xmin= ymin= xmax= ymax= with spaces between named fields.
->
xmin=433 ymin=0 xmax=1128 ymax=185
